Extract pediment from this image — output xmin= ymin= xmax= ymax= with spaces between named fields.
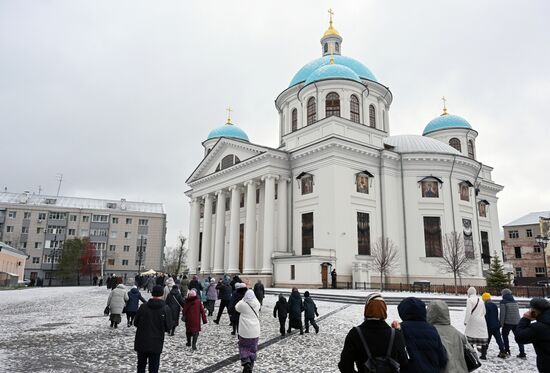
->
xmin=186 ymin=138 xmax=272 ymax=183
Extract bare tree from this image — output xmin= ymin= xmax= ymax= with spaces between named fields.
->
xmin=437 ymin=232 xmax=471 ymax=295
xmin=163 ymin=235 xmax=187 ymax=275
xmin=369 ymin=237 xmax=400 ymax=291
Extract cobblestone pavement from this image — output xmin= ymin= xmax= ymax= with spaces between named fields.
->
xmin=0 ymin=286 xmax=538 ymax=372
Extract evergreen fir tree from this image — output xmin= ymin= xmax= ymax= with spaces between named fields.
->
xmin=486 ymin=253 xmax=509 ymax=289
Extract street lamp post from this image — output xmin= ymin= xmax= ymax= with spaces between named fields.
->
xmin=535 ymin=234 xmax=550 ymax=296
xmin=48 ymin=234 xmax=58 ymax=287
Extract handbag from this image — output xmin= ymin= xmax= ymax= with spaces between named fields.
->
xmin=463 ymin=345 xmax=482 ymax=372
xmin=104 ymin=306 xmax=110 ymax=316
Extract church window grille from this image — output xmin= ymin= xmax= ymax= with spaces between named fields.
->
xmin=307 ymin=97 xmax=316 ymax=125
xmin=291 ymin=109 xmax=298 ymax=131
xmin=423 ymin=216 xmax=442 ymax=257
xmin=449 ymin=138 xmax=462 ymax=152
xmin=325 ymin=92 xmax=340 ymax=117
xmin=467 ymin=140 xmax=475 ymax=159
xmin=369 ymin=105 xmax=376 ymax=128
xmin=301 ymin=212 xmax=314 ymax=255
xmin=350 ymin=95 xmax=360 ymax=123
xmin=357 ymin=212 xmax=371 ymax=255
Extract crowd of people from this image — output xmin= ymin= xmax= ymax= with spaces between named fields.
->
xmin=103 ymin=276 xmax=550 ymax=373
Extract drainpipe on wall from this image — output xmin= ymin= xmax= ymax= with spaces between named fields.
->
xmin=449 ymin=155 xmax=458 ymax=234
xmin=399 ymin=154 xmax=410 ymax=283
xmin=473 ymin=162 xmax=484 ymax=275
xmin=379 ymin=150 xmax=385 ymax=243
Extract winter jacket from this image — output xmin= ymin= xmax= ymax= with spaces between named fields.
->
xmin=216 ymin=281 xmax=232 ymax=301
xmin=253 ymin=282 xmax=265 ymax=300
xmin=229 ymin=287 xmax=247 ymax=323
xmin=500 ymin=291 xmax=521 ymax=326
xmin=236 ymin=297 xmax=261 ymax=338
xmin=183 ymin=295 xmax=207 ymax=333
xmin=188 ymin=279 xmax=203 ymax=293
xmin=126 ymin=287 xmax=146 ymax=313
xmin=163 ymin=278 xmax=175 ymax=301
xmin=107 ymin=284 xmax=129 ymax=315
xmin=338 ymin=319 xmax=409 ymax=373
xmin=484 ymin=300 xmax=500 ymax=330
xmin=464 ymin=288 xmax=487 ymax=340
xmin=427 ymin=300 xmax=471 ymax=373
xmin=206 ymin=283 xmax=218 ymax=301
xmin=200 ymin=280 xmax=210 ymax=302
xmin=134 ymin=298 xmax=172 ymax=354
xmin=180 ymin=277 xmax=189 ymax=294
xmin=398 ymin=297 xmax=448 ymax=373
xmin=303 ymin=297 xmax=319 ymax=319
xmin=287 ymin=290 xmax=304 ymax=321
xmin=166 ymin=287 xmax=185 ymax=326
xmin=273 ymin=296 xmax=288 ymax=320
xmin=516 ymin=309 xmax=550 ymax=373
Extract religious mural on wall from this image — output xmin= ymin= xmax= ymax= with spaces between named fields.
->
xmin=421 ymin=181 xmax=439 ymax=198
xmin=356 ymin=174 xmax=369 ymax=194
xmin=460 ymin=183 xmax=470 ymax=201
xmin=462 ymin=218 xmax=475 ymax=259
xmin=301 ymin=175 xmax=313 ymax=195
xmin=479 ymin=201 xmax=487 ymax=217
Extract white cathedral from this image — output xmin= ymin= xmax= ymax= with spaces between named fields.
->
xmin=185 ymin=14 xmax=504 ymax=288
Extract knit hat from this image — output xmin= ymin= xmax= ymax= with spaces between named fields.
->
xmin=244 ymin=289 xmax=256 ymax=301
xmin=152 ymin=285 xmax=164 ymax=297
xmin=364 ymin=292 xmax=387 ymax=320
xmin=235 ymin=282 xmax=247 ymax=289
xmin=501 ymin=288 xmax=512 ymax=296
xmin=481 ymin=292 xmax=491 ymax=301
xmin=188 ymin=289 xmax=197 ymax=298
xmin=304 ymin=291 xmax=310 ymax=297
xmin=530 ymin=297 xmax=550 ymax=311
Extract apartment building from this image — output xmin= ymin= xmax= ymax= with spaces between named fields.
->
xmin=502 ymin=211 xmax=550 ymax=282
xmin=0 ymin=191 xmax=166 ymax=283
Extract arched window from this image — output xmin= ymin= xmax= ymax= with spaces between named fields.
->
xmin=307 ymin=97 xmax=316 ymax=125
xmin=369 ymin=105 xmax=376 ymax=128
xmin=291 ymin=108 xmax=298 ymax=131
xmin=350 ymin=95 xmax=360 ymax=123
xmin=335 ymin=42 xmax=340 ymax=53
xmin=325 ymin=92 xmax=340 ymax=117
xmin=217 ymin=154 xmax=241 ymax=171
xmin=467 ymin=140 xmax=475 ymax=159
xmin=324 ymin=43 xmax=328 ymax=53
xmin=449 ymin=138 xmax=462 ymax=152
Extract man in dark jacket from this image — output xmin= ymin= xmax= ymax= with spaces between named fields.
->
xmin=482 ymin=292 xmax=506 ymax=358
xmin=303 ymin=291 xmax=319 ymax=334
xmin=339 ymin=292 xmax=408 ymax=372
xmin=188 ymin=275 xmax=203 ymax=294
xmin=397 ymin=297 xmax=447 ymax=373
xmin=253 ymin=280 xmax=265 ymax=307
xmin=134 ymin=285 xmax=173 ymax=373
xmin=500 ymin=288 xmax=526 ymax=358
xmin=214 ymin=278 xmax=232 ymax=325
xmin=287 ymin=288 xmax=304 ymax=335
xmin=273 ymin=294 xmax=288 ymax=336
xmin=516 ymin=297 xmax=550 ymax=373
xmin=230 ymin=275 xmax=242 ymax=291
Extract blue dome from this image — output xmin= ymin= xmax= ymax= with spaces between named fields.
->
xmin=207 ymin=123 xmax=249 ymax=142
xmin=304 ymin=63 xmax=361 ymax=86
xmin=423 ymin=114 xmax=473 ymax=135
xmin=290 ymin=55 xmax=377 ymax=87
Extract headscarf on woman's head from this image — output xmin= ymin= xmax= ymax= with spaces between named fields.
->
xmin=244 ymin=289 xmax=256 ymax=302
xmin=467 ymin=286 xmax=477 ymax=297
xmin=364 ymin=292 xmax=387 ymax=320
xmin=187 ymin=289 xmax=197 ymax=298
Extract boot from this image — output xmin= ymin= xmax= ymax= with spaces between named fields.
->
xmin=498 ymin=351 xmax=507 ymax=359
xmin=315 ymin=326 xmax=319 ymax=334
xmin=299 ymin=328 xmax=304 ymax=335
xmin=192 ymin=333 xmax=198 ymax=350
xmin=186 ymin=333 xmax=191 ymax=347
xmin=170 ymin=327 xmax=176 ymax=336
xmin=480 ymin=345 xmax=487 ymax=360
xmin=517 ymin=353 xmax=527 ymax=359
xmin=242 ymin=358 xmax=252 ymax=373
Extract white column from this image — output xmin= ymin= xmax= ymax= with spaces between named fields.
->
xmin=187 ymin=197 xmax=201 ymax=275
xmin=201 ymin=194 xmax=214 ymax=275
xmin=213 ymin=189 xmax=226 ymax=274
xmin=262 ymin=175 xmax=277 ymax=273
xmin=227 ymin=185 xmax=241 ymax=274
xmin=277 ymin=178 xmax=289 ymax=253
xmin=243 ymin=180 xmax=258 ymax=274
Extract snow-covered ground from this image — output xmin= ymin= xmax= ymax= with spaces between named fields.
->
xmin=0 ymin=286 xmax=538 ymax=372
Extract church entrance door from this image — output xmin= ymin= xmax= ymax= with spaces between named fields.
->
xmin=321 ymin=264 xmax=329 ymax=289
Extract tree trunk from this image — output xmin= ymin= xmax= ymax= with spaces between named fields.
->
xmin=380 ymin=272 xmax=383 ymax=291
xmin=453 ymin=273 xmax=457 ymax=296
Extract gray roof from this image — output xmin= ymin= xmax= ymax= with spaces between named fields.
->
xmin=0 ymin=192 xmax=164 ymax=214
xmin=504 ymin=211 xmax=550 ymax=227
xmin=0 ymin=241 xmax=27 ymax=257
xmin=384 ymin=135 xmax=461 ymax=155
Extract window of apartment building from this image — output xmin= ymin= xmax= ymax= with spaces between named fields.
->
xmin=48 ymin=212 xmax=66 ymax=220
xmin=124 ymin=245 xmax=130 ymax=252
xmin=424 ymin=217 xmax=443 ymax=257
xmin=4 ymin=241 xmax=12 ymax=245
xmin=23 ymin=212 xmax=31 ymax=219
xmin=126 ymin=218 xmax=133 ymax=224
xmin=68 ymin=229 xmax=75 ymax=236
xmin=534 ymin=245 xmax=542 ymax=253
xmin=112 ymin=217 xmax=119 ymax=224
xmin=301 ymin=212 xmax=314 ymax=255
xmin=69 ymin=215 xmax=77 ymax=222
xmin=110 ymin=231 xmax=117 ymax=239
xmin=107 ymin=259 xmax=115 ymax=266
xmin=21 ymin=226 xmax=29 ymax=233
xmin=32 ymin=257 xmax=40 ymax=264
xmin=535 ymin=267 xmax=546 ymax=277
xmin=22 ymin=242 xmax=27 ymax=249
xmin=109 ymin=245 xmax=116 ymax=251
xmin=82 ymin=215 xmax=90 ymax=222
xmin=122 ymin=259 xmax=128 ymax=266
xmin=514 ymin=247 xmax=522 ymax=259
xmin=34 ymin=242 xmax=42 ymax=249
xmin=515 ymin=267 xmax=523 ymax=278
xmin=357 ymin=212 xmax=371 ymax=255
xmin=526 ymin=229 xmax=533 ymax=238
xmin=6 ymin=226 xmax=14 ymax=232
xmin=92 ymin=242 xmax=106 ymax=250
xmin=124 ymin=232 xmax=131 ymax=238
xmin=138 ymin=219 xmax=148 ymax=226
xmin=481 ymin=231 xmax=491 ymax=264
xmin=80 ymin=229 xmax=89 ymax=236
xmin=36 ymin=227 xmax=43 ymax=234
xmin=91 ymin=229 xmax=108 ymax=237
xmin=8 ymin=211 xmax=16 ymax=218
xmin=47 ymin=226 xmax=65 ymax=235
xmin=38 ymin=213 xmax=46 ymax=220
xmin=92 ymin=214 xmax=109 ymax=223
xmin=509 ymin=230 xmax=519 ymax=239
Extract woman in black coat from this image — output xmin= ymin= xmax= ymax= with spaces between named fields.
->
xmin=273 ymin=294 xmax=288 ymax=335
xmin=165 ymin=285 xmax=185 ymax=336
xmin=126 ymin=286 xmax=147 ymax=327
xmin=287 ymin=288 xmax=304 ymax=335
xmin=228 ymin=283 xmax=247 ymax=335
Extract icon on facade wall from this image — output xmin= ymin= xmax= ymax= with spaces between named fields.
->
xmin=479 ymin=202 xmax=487 ymax=217
xmin=421 ymin=181 xmax=439 ymax=198
xmin=356 ymin=175 xmax=369 ymax=194
xmin=460 ymin=183 xmax=470 ymax=201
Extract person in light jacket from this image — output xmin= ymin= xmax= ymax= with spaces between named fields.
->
xmin=107 ymin=283 xmax=129 ymax=328
xmin=428 ymin=299 xmax=474 ymax=373
xmin=500 ymin=288 xmax=526 ymax=358
xmin=205 ymin=278 xmax=218 ymax=316
xmin=464 ymin=287 xmax=488 ymax=351
xmin=236 ymin=289 xmax=261 ymax=373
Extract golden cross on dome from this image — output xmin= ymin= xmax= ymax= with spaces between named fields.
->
xmin=226 ymin=106 xmax=233 ymax=124
xmin=328 ymin=9 xmax=334 ymax=26
xmin=441 ymin=96 xmax=448 ymax=115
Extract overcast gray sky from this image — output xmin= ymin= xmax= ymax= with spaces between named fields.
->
xmin=1 ymin=1 xmax=549 ymax=247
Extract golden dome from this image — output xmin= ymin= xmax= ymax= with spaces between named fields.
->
xmin=323 ymin=9 xmax=340 ymax=37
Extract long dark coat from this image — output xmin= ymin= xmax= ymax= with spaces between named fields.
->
xmin=183 ymin=295 xmax=207 ymax=333
xmin=229 ymin=287 xmax=247 ymax=323
xmin=166 ymin=287 xmax=185 ymax=326
xmin=134 ymin=298 xmax=172 ymax=354
xmin=287 ymin=290 xmax=304 ymax=322
xmin=126 ymin=287 xmax=146 ymax=313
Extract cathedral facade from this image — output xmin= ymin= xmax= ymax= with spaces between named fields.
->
xmin=185 ymin=16 xmax=503 ymax=287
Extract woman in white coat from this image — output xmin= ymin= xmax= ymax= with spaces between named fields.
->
xmin=236 ymin=289 xmax=261 ymax=373
xmin=464 ymin=286 xmax=488 ymax=353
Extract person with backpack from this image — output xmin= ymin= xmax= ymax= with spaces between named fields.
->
xmin=339 ymin=292 xmax=408 ymax=372
xmin=427 ymin=299 xmax=475 ymax=373
xmin=236 ymin=289 xmax=261 ymax=372
xmin=500 ymin=288 xmax=526 ymax=358
xmin=481 ymin=292 xmax=507 ymax=359
xmin=515 ymin=297 xmax=550 ymax=372
xmin=273 ymin=294 xmax=288 ymax=336
xmin=396 ymin=297 xmax=447 ymax=373
xmin=303 ymin=291 xmax=319 ymax=334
